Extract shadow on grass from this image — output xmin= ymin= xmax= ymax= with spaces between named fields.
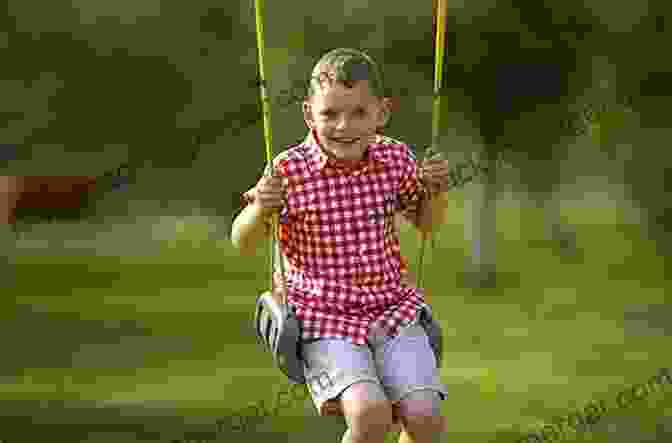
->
xmin=0 ymin=401 xmax=350 ymax=443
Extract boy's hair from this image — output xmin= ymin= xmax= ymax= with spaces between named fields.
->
xmin=307 ymin=48 xmax=385 ymax=99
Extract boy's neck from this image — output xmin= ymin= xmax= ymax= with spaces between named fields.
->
xmin=325 ymin=149 xmax=368 ymax=165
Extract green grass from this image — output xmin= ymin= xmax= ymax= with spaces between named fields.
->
xmin=3 ymin=190 xmax=671 ymax=443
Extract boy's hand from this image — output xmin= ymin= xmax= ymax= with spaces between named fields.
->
xmin=419 ymin=150 xmax=451 ymax=194
xmin=252 ymin=173 xmax=285 ymax=217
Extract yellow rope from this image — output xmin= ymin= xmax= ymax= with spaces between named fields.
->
xmin=253 ymin=0 xmax=286 ymax=304
xmin=417 ymin=0 xmax=448 ymax=292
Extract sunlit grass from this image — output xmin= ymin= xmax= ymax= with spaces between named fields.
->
xmin=7 ymin=189 xmax=671 ymax=442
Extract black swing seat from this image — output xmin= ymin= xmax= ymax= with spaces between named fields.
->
xmin=254 ymin=289 xmax=444 ymax=386
xmin=419 ymin=304 xmax=443 ymax=368
xmin=254 ymin=290 xmax=306 ymax=384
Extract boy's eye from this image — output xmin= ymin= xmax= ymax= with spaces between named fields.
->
xmin=319 ymin=107 xmax=367 ymax=119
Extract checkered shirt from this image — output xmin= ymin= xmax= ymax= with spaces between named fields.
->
xmin=242 ymin=130 xmax=432 ymax=346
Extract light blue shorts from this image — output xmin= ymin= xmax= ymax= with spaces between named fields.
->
xmin=300 ymin=316 xmax=448 ymax=416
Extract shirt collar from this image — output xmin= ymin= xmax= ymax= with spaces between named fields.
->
xmin=303 ymin=129 xmax=389 ymax=172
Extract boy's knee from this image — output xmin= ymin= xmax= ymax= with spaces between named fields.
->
xmin=401 ymin=414 xmax=446 ymax=437
xmin=347 ymin=404 xmax=394 ymax=441
xmin=341 ymin=382 xmax=394 ymax=440
xmin=397 ymin=390 xmax=446 ymax=439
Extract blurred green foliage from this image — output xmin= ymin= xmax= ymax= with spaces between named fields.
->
xmin=2 ymin=0 xmax=669 ymax=218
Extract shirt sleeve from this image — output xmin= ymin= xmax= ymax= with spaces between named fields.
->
xmin=398 ymin=145 xmax=429 ymax=220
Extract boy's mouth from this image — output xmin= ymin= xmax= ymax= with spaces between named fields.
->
xmin=328 ymin=136 xmax=360 ymax=145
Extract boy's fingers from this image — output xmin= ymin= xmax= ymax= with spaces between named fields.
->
xmin=422 ymin=164 xmax=449 ymax=174
xmin=258 ymin=189 xmax=284 ymax=199
xmin=259 ymin=181 xmax=284 ymax=192
xmin=259 ymin=193 xmax=284 ymax=203
xmin=422 ymin=159 xmax=446 ymax=170
xmin=259 ymin=201 xmax=283 ymax=210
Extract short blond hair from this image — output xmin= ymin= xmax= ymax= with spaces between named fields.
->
xmin=307 ymin=48 xmax=385 ymax=99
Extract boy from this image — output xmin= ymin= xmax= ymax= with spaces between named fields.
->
xmin=231 ymin=48 xmax=452 ymax=443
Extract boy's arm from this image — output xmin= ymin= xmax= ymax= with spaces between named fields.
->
xmin=398 ymin=148 xmax=449 ymax=235
xmin=230 ymin=186 xmax=272 ymax=256
xmin=411 ymin=191 xmax=449 ymax=234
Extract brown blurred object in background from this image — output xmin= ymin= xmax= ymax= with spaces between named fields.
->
xmin=0 ymin=176 xmax=98 ymax=225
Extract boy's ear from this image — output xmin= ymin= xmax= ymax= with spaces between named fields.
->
xmin=303 ymin=101 xmax=315 ymax=130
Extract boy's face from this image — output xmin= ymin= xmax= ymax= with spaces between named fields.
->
xmin=303 ymin=79 xmax=389 ymax=163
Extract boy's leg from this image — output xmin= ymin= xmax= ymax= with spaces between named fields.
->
xmin=373 ymin=322 xmax=448 ymax=443
xmin=340 ymin=381 xmax=392 ymax=443
xmin=301 ymin=339 xmax=394 ymax=443
xmin=396 ymin=390 xmax=444 ymax=443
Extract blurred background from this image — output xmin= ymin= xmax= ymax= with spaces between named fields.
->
xmin=0 ymin=0 xmax=670 ymax=442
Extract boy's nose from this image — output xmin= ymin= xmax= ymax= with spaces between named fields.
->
xmin=335 ymin=116 xmax=352 ymax=131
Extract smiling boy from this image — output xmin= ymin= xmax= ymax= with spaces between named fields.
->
xmin=231 ymin=48 xmax=452 ymax=443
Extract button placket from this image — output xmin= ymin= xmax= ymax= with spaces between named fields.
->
xmin=343 ymin=173 xmax=362 ymax=283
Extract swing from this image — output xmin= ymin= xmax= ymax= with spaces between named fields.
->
xmin=251 ymin=0 xmax=449 ymax=393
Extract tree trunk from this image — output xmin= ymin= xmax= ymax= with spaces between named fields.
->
xmin=464 ymin=149 xmax=499 ymax=288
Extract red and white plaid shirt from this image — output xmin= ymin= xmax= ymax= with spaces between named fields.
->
xmin=242 ymin=130 xmax=432 ymax=346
